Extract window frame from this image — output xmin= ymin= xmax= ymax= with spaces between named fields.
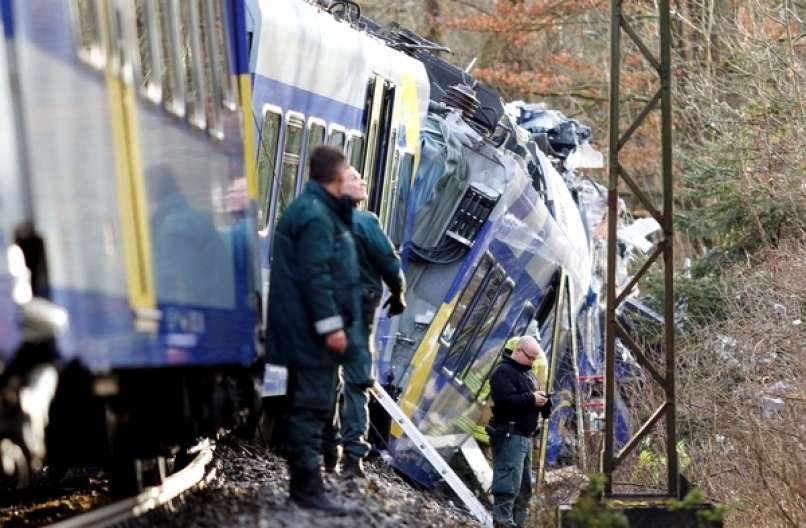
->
xmin=205 ymin=0 xmax=237 ymax=112
xmin=132 ymin=0 xmax=163 ymax=103
xmin=179 ymin=0 xmax=207 ymax=130
xmin=377 ymin=129 xmax=399 ymax=230
xmin=456 ymin=276 xmax=516 ymax=381
xmin=471 ymin=300 xmax=537 ymax=403
xmin=256 ymin=104 xmax=284 ymax=234
xmin=200 ymin=0 xmax=224 ymax=138
xmin=441 ymin=263 xmax=506 ymax=375
xmin=272 ymin=111 xmax=305 ymax=225
xmin=156 ymin=0 xmax=185 ymax=117
xmin=300 ymin=117 xmax=327 ymax=190
xmin=346 ymin=130 xmax=366 ymax=174
xmin=69 ymin=0 xmax=106 ymax=69
xmin=439 ymin=252 xmax=495 ymax=348
xmin=327 ymin=123 xmax=348 ymax=153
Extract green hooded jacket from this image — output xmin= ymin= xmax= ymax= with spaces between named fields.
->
xmin=267 ymin=181 xmax=360 ymax=368
xmin=352 ymin=209 xmax=404 ymax=324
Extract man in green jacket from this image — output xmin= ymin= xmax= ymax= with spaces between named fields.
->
xmin=267 ymin=146 xmax=360 ymax=514
xmin=322 ymin=167 xmax=406 ymax=478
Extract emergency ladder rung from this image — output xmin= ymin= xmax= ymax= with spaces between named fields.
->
xmin=370 ymin=383 xmax=493 ymax=528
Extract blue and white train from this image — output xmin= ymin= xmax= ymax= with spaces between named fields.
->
xmin=0 ymin=0 xmax=261 ymax=487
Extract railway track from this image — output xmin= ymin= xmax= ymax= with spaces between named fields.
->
xmin=47 ymin=441 xmax=215 ymax=528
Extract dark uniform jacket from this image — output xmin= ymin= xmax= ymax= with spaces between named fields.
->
xmin=489 ymin=357 xmax=549 ymax=437
xmin=267 ymin=181 xmax=360 ymax=368
xmin=352 ymin=209 xmax=404 ymax=327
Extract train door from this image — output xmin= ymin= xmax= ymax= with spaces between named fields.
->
xmin=362 ymin=74 xmax=399 ymax=215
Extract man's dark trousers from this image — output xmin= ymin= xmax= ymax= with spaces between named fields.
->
xmin=322 ymin=317 xmax=374 ymax=460
xmin=491 ymin=434 xmax=533 ymax=527
xmin=285 ymin=367 xmax=341 ymax=473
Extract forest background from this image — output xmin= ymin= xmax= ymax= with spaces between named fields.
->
xmin=358 ymin=1 xmax=805 ymax=526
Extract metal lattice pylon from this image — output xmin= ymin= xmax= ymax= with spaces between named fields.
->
xmin=603 ymin=0 xmax=678 ymax=498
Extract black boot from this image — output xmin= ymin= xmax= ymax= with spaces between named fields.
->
xmin=289 ymin=467 xmax=348 ymax=515
xmin=341 ymin=455 xmax=367 ymax=479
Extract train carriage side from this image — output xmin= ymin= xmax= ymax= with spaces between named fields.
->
xmin=247 ymin=0 xmax=428 ymax=326
xmin=9 ymin=0 xmax=259 ymax=476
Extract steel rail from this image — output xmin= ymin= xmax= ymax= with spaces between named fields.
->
xmin=48 ymin=441 xmax=214 ymax=528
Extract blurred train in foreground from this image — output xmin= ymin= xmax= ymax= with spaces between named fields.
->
xmin=1 ymin=0 xmax=261 ymax=488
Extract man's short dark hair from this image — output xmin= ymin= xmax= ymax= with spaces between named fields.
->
xmin=309 ymin=145 xmax=347 ymax=183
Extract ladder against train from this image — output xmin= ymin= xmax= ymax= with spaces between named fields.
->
xmin=370 ymin=383 xmax=493 ymax=528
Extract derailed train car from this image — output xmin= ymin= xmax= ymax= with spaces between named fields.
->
xmin=244 ymin=1 xmax=648 ymax=491
xmin=367 ymin=40 xmax=646 ymax=488
xmin=1 ymin=0 xmax=261 ymax=487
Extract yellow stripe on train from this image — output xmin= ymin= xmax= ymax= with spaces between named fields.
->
xmin=238 ymin=73 xmax=258 ymax=199
xmin=391 ymin=298 xmax=457 ymax=438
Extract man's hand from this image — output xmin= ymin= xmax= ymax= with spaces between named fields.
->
xmin=383 ymin=294 xmax=407 ymax=316
xmin=533 ymin=390 xmax=548 ymax=407
xmin=325 ymin=330 xmax=348 ymax=355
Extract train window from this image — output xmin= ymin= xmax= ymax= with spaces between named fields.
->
xmin=156 ymin=0 xmax=184 ymax=116
xmin=442 ymin=265 xmax=514 ymax=381
xmin=391 ymin=152 xmax=415 ymax=247
xmin=509 ymin=302 xmax=538 ymax=343
xmin=449 ymin=265 xmax=506 ymax=364
xmin=328 ymin=125 xmax=347 ymax=152
xmin=198 ymin=0 xmax=226 ymax=138
xmin=257 ymin=107 xmax=282 ymax=230
xmin=275 ymin=113 xmax=305 ymax=226
xmin=440 ymin=253 xmax=494 ymax=346
xmin=347 ymin=133 xmax=365 ymax=173
xmin=71 ymin=0 xmax=105 ymax=68
xmin=301 ymin=118 xmax=327 ymax=184
xmin=456 ymin=278 xmax=515 ymax=379
xmin=133 ymin=0 xmax=162 ymax=102
xmin=179 ymin=0 xmax=207 ymax=129
xmin=376 ymin=128 xmax=398 ymax=227
xmin=206 ymin=0 xmax=237 ymax=111
xmin=473 ymin=301 xmax=537 ymax=402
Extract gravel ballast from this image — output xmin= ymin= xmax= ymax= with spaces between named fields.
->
xmin=126 ymin=436 xmax=482 ymax=527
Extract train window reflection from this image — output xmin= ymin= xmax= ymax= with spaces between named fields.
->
xmin=457 ymin=278 xmax=514 ymax=380
xmin=257 ymin=108 xmax=282 ymax=230
xmin=198 ymin=0 xmax=222 ymax=138
xmin=179 ymin=0 xmax=207 ymax=129
xmin=133 ymin=0 xmax=162 ymax=102
xmin=71 ymin=0 xmax=105 ymax=68
xmin=449 ymin=265 xmax=506 ymax=364
xmin=207 ymin=0 xmax=237 ymax=110
xmin=328 ymin=125 xmax=347 ymax=152
xmin=275 ymin=114 xmax=304 ymax=227
xmin=302 ymin=119 xmax=327 ymax=184
xmin=156 ymin=0 xmax=184 ymax=116
xmin=347 ymin=133 xmax=365 ymax=173
xmin=440 ymin=253 xmax=494 ymax=345
xmin=471 ymin=301 xmax=537 ymax=402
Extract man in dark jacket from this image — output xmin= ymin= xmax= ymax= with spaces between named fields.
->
xmin=488 ymin=336 xmax=551 ymax=527
xmin=267 ymin=146 xmax=360 ymax=514
xmin=322 ymin=167 xmax=406 ymax=478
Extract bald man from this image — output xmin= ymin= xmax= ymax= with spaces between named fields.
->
xmin=488 ymin=336 xmax=551 ymax=528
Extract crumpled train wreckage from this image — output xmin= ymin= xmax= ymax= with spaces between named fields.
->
xmin=370 ymin=94 xmax=662 ymax=494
